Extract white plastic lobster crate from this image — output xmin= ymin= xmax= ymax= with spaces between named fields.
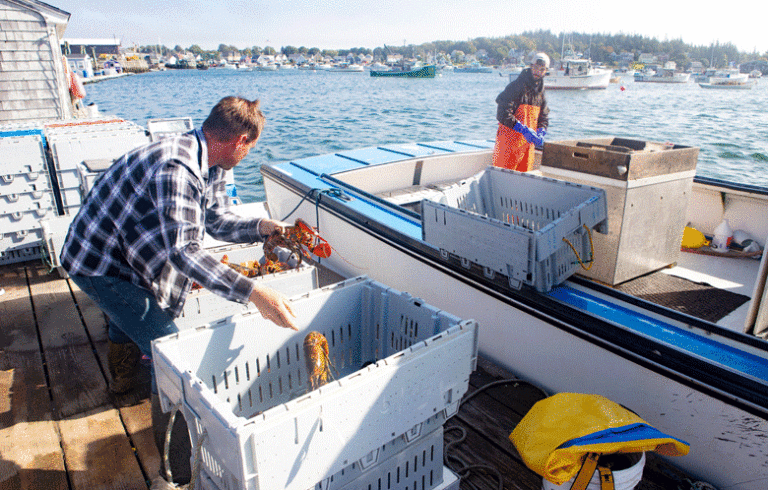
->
xmin=46 ymin=128 xmax=150 ymax=213
xmin=422 ymin=167 xmax=607 ymax=292
xmin=0 ymin=228 xmax=44 ymax=265
xmin=176 ymin=243 xmax=320 ymax=330
xmin=194 ymin=411 xmax=459 ymax=490
xmin=0 ymin=134 xmax=54 ymax=260
xmin=152 ymin=276 xmax=478 ymax=490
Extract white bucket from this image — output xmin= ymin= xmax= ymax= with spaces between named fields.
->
xmin=541 ymin=452 xmax=645 ymax=490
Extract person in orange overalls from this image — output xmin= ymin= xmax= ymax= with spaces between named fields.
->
xmin=493 ymin=52 xmax=550 ymax=171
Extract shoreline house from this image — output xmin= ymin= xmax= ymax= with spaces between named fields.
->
xmin=0 ymin=0 xmax=75 ymax=123
xmin=64 ymin=52 xmax=95 ymax=78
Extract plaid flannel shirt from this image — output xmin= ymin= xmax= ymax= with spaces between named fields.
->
xmin=61 ymin=129 xmax=263 ymax=317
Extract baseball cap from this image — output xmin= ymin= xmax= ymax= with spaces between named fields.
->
xmin=532 ymin=52 xmax=550 ymax=69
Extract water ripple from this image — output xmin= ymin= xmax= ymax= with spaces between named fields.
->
xmin=83 ymin=70 xmax=768 ymax=203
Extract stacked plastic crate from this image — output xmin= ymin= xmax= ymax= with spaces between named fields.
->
xmin=153 ymin=276 xmax=477 ymax=490
xmin=44 ymin=118 xmax=150 ymax=216
xmin=0 ymin=122 xmax=57 ymax=265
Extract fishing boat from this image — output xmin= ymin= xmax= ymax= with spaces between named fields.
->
xmin=370 ymin=64 xmax=436 ymax=78
xmin=543 ymin=39 xmax=611 ymax=90
xmin=634 ymin=67 xmax=691 ymax=83
xmin=544 ymin=56 xmax=611 ymax=89
xmin=329 ymin=63 xmax=364 ymax=73
xmin=454 ymin=62 xmax=494 ymax=73
xmin=262 ymin=138 xmax=768 ymax=490
xmin=699 ymin=68 xmax=756 ymax=89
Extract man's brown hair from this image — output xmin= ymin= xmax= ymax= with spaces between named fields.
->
xmin=202 ymin=97 xmax=265 ymax=142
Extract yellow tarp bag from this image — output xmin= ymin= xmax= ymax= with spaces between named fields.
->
xmin=509 ymin=393 xmax=689 ymax=486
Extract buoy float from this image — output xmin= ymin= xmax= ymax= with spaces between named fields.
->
xmin=68 ymin=70 xmax=86 ymax=99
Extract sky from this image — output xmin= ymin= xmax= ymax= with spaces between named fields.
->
xmin=51 ymin=0 xmax=768 ymax=54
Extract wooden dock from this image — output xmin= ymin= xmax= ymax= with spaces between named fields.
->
xmin=0 ymin=261 xmax=696 ymax=490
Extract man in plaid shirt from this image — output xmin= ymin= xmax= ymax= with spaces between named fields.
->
xmin=61 ymin=96 xmax=295 ymax=484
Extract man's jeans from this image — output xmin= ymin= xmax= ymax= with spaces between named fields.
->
xmin=69 ymin=274 xmax=179 ymax=392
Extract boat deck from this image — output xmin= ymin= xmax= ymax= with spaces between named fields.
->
xmin=0 ymin=260 xmax=702 ymax=490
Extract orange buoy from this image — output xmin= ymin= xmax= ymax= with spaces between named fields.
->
xmin=68 ymin=70 xmax=86 ymax=99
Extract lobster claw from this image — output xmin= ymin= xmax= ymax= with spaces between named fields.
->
xmin=295 ymin=219 xmax=332 ymax=258
xmin=312 ymin=242 xmax=332 ymax=258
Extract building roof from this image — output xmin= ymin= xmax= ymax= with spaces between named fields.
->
xmin=14 ymin=0 xmax=70 ymax=38
xmin=61 ymin=38 xmax=121 ymax=46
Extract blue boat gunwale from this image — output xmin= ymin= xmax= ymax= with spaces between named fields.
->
xmin=261 ymin=145 xmax=768 ymax=419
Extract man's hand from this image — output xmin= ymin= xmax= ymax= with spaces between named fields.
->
xmin=249 ymin=284 xmax=297 ymax=331
xmin=258 ymin=218 xmax=292 ymax=238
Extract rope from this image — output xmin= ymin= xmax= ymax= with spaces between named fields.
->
xmin=279 ymin=186 xmax=366 ymax=271
xmin=154 ymin=403 xmax=208 ymax=490
xmin=162 ymin=404 xmax=181 ymax=484
xmin=279 ymin=187 xmax=332 ymax=222
xmin=443 ymin=378 xmax=550 ymax=489
xmin=563 ymin=225 xmax=595 ymax=270
xmin=40 ymin=239 xmax=57 ymax=273
xmin=444 ymin=426 xmax=504 ymax=490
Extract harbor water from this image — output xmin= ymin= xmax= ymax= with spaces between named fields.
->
xmin=83 ymin=69 xmax=768 ymax=204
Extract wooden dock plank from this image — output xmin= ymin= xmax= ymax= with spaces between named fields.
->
xmin=118 ymin=399 xmax=161 ymax=482
xmin=0 ymin=405 xmax=69 ymax=490
xmin=59 ymin=408 xmax=148 ymax=490
xmin=26 ymin=266 xmax=110 ymax=418
xmin=0 ymin=266 xmax=37 ymax=352
xmin=0 ymin=266 xmax=69 ymax=490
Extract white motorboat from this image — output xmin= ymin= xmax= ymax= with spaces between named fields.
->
xmin=262 ymin=138 xmax=768 ymax=490
xmin=329 ymin=63 xmax=364 ymax=73
xmin=544 ymin=44 xmax=611 ymax=90
xmin=634 ymin=68 xmax=691 ymax=83
xmin=699 ymin=68 xmax=755 ymax=89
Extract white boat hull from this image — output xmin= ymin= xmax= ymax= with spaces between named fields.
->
xmin=699 ymin=81 xmax=756 ymax=89
xmin=262 ymin=145 xmax=768 ymax=490
xmin=544 ymin=69 xmax=612 ymax=89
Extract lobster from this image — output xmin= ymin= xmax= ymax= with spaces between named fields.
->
xmin=220 ymin=254 xmax=286 ymax=277
xmin=304 ymin=331 xmax=334 ymax=391
xmin=263 ymin=218 xmax=331 ymax=267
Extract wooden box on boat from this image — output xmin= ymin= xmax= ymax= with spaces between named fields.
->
xmin=540 ymin=137 xmax=699 ymax=285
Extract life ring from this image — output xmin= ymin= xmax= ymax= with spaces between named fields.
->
xmin=68 ymin=70 xmax=86 ymax=99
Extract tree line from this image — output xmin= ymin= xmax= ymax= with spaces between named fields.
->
xmin=138 ymin=30 xmax=767 ymax=69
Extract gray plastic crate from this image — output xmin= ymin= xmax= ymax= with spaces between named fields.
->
xmin=146 ymin=117 xmax=194 ymax=141
xmin=0 ymin=135 xmax=48 ymax=175
xmin=1 ymin=171 xmax=51 ymax=196
xmin=194 ymin=412 xmax=454 ymax=490
xmin=47 ymin=130 xmax=150 ymax=204
xmin=0 ymin=228 xmax=44 ymax=264
xmin=153 ymin=276 xmax=478 ymax=490
xmin=421 ymin=167 xmax=607 ymax=292
xmin=176 ymin=243 xmax=320 ymax=329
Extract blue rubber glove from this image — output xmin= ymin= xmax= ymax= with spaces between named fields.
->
xmin=513 ymin=121 xmax=543 ymax=146
xmin=536 ymin=128 xmax=547 ymax=140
